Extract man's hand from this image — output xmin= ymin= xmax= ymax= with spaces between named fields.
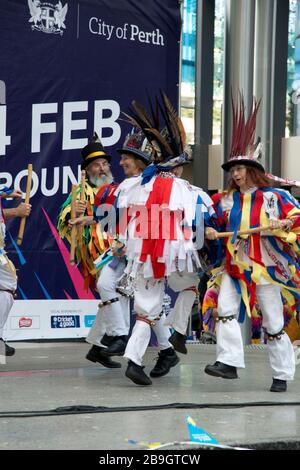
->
xmin=111 ymin=242 xmax=126 ymax=257
xmin=205 ymin=227 xmax=219 ymax=240
xmin=75 ymin=200 xmax=87 ymax=217
xmin=15 ymin=203 xmax=32 ymax=218
xmin=1 ymin=189 xmax=23 ymax=199
xmin=9 ymin=190 xmax=23 ymax=199
xmin=68 ymin=215 xmax=94 ymax=227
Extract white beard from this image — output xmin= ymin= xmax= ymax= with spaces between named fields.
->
xmin=88 ymin=171 xmax=113 ymax=188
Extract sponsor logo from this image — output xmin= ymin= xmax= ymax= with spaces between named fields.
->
xmin=28 ymin=0 xmax=68 ymax=35
xmin=51 ymin=315 xmax=80 ymax=328
xmin=19 ymin=317 xmax=33 ymax=328
xmin=10 ymin=316 xmax=40 ymax=330
xmin=84 ymin=315 xmax=96 ymax=328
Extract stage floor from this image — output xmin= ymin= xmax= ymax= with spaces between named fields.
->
xmin=0 ymin=342 xmax=299 ymax=450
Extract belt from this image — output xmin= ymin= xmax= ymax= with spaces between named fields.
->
xmin=0 ymin=289 xmax=17 ymax=299
xmin=136 ymin=313 xmax=161 ymax=327
xmin=98 ymin=297 xmax=119 ymax=309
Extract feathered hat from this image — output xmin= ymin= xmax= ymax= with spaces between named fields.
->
xmin=123 ymin=91 xmax=192 ymax=170
xmin=222 ymin=94 xmax=264 ymax=172
xmin=117 ymin=129 xmax=153 ymax=165
xmin=81 ymin=132 xmax=111 ymax=170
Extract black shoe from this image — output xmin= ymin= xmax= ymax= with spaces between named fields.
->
xmin=168 ymin=331 xmax=187 ymax=354
xmin=100 ymin=334 xmax=114 ymax=347
xmin=270 ymin=378 xmax=287 ymax=392
xmin=204 ymin=361 xmax=238 ymax=379
xmin=199 ymin=331 xmax=217 ymax=344
xmin=125 ymin=360 xmax=152 ymax=385
xmin=0 ymin=339 xmax=15 ymax=357
xmin=103 ymin=336 xmax=127 ymax=356
xmin=150 ymin=348 xmax=180 ymax=378
xmin=86 ymin=345 xmax=121 ymax=368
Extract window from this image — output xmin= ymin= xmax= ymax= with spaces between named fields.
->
xmin=180 ymin=0 xmax=224 ymax=144
xmin=286 ymin=0 xmax=299 ymax=136
xmin=213 ymin=0 xmax=224 ymax=144
xmin=181 ymin=0 xmax=196 ymax=144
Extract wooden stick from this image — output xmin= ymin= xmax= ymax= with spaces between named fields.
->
xmin=216 ymin=215 xmax=300 ymax=239
xmin=80 ymin=170 xmax=86 ymax=202
xmin=17 ymin=164 xmax=33 ymax=246
xmin=77 ymin=171 xmax=86 ymax=251
xmin=70 ymin=184 xmax=78 ymax=265
xmin=217 ymin=225 xmax=272 ymax=239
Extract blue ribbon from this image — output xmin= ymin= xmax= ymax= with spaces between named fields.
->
xmin=0 ymin=186 xmax=13 ymax=196
xmin=141 ymin=154 xmax=190 ymax=185
xmin=229 ymin=191 xmax=242 ymax=243
xmin=266 ymin=266 xmax=300 ymax=302
xmin=141 ymin=164 xmax=159 ymax=185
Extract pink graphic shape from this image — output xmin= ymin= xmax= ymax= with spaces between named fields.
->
xmin=42 ymin=207 xmax=95 ymax=299
xmin=63 ymin=289 xmax=73 ymax=300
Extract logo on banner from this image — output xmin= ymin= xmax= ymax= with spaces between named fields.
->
xmin=84 ymin=315 xmax=96 ymax=328
xmin=51 ymin=315 xmax=80 ymax=328
xmin=28 ymin=0 xmax=68 ymax=35
xmin=10 ymin=316 xmax=40 ymax=329
xmin=19 ymin=317 xmax=33 ymax=328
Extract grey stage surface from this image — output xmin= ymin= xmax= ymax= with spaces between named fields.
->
xmin=0 ymin=342 xmax=299 ymax=450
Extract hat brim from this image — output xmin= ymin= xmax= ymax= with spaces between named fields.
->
xmin=117 ymin=147 xmax=151 ymax=164
xmin=222 ymin=159 xmax=265 ymax=172
xmin=164 ymin=161 xmax=191 ymax=170
xmin=81 ymin=154 xmax=111 ymax=170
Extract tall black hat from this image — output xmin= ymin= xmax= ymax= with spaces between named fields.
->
xmin=81 ymin=132 xmax=111 ymax=170
xmin=117 ymin=129 xmax=153 ymax=165
xmin=221 ymin=94 xmax=264 ymax=172
xmin=123 ymin=92 xmax=192 ymax=169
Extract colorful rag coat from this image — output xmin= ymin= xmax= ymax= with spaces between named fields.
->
xmin=115 ymin=172 xmax=214 ymax=279
xmin=57 ymin=181 xmax=115 ymax=289
xmin=210 ymin=186 xmax=300 ymax=321
xmin=0 ymin=189 xmax=17 ymax=281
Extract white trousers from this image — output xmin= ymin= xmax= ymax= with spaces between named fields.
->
xmin=165 ymin=271 xmax=199 ymax=335
xmin=86 ymin=259 xmax=130 ymax=347
xmin=124 ymin=274 xmax=172 ymax=365
xmin=124 ymin=314 xmax=172 ymax=366
xmin=216 ymin=273 xmax=295 ymax=380
xmin=0 ymin=261 xmax=17 ymax=338
xmin=124 ymin=271 xmax=197 ymax=366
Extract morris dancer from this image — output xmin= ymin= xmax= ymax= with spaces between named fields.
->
xmin=205 ymin=95 xmax=300 ymax=392
xmin=71 ymin=130 xmax=180 ymax=377
xmin=115 ymin=94 xmax=214 ymax=385
xmin=59 ymin=133 xmax=125 ymax=368
xmin=0 ymin=187 xmax=31 ymax=356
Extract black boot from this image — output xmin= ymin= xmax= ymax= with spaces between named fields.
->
xmin=0 ymin=338 xmax=15 ymax=357
xmin=100 ymin=334 xmax=114 ymax=347
xmin=103 ymin=336 xmax=127 ymax=356
xmin=150 ymin=348 xmax=180 ymax=378
xmin=86 ymin=345 xmax=121 ymax=368
xmin=270 ymin=378 xmax=287 ymax=392
xmin=125 ymin=360 xmax=152 ymax=385
xmin=204 ymin=361 xmax=238 ymax=379
xmin=169 ymin=331 xmax=187 ymax=354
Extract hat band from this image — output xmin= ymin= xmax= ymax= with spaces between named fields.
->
xmin=85 ymin=151 xmax=106 ymax=161
xmin=229 ymin=155 xmax=259 ymax=162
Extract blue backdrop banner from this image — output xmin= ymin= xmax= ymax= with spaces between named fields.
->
xmin=0 ymin=0 xmax=181 ymax=339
